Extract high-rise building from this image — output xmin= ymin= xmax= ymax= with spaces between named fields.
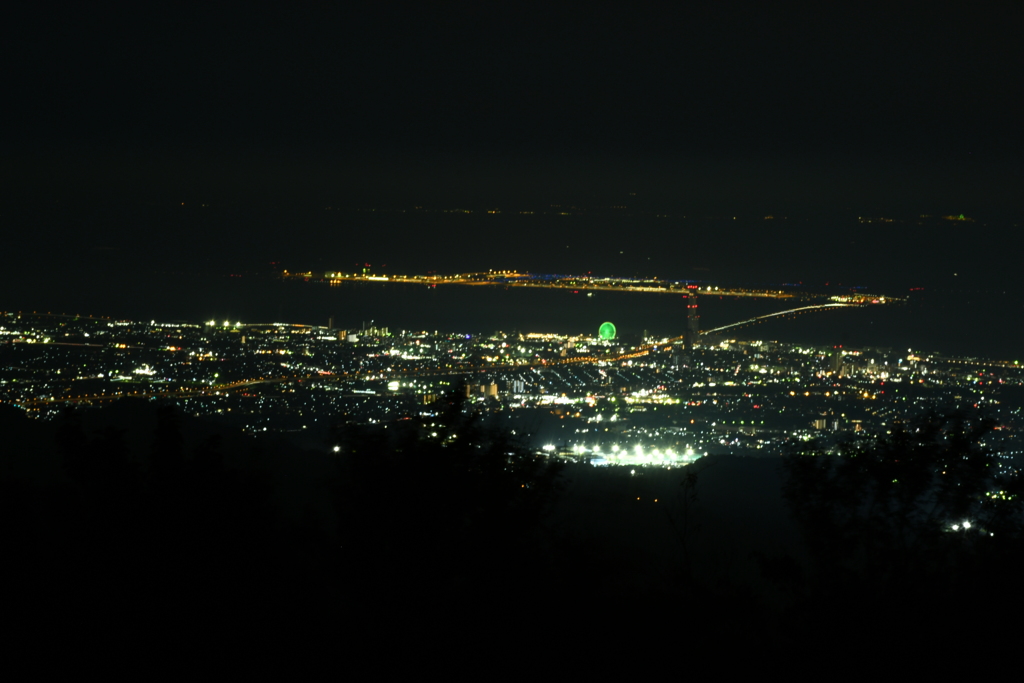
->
xmin=684 ymin=287 xmax=700 ymax=351
xmin=829 ymin=349 xmax=842 ymax=374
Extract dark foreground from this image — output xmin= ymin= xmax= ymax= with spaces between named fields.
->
xmin=3 ymin=397 xmax=1023 ymax=666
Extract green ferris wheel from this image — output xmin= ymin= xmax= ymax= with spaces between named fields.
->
xmin=598 ymin=321 xmax=616 ymax=340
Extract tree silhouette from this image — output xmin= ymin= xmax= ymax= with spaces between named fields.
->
xmin=782 ymin=408 xmax=1024 ymax=644
xmin=331 ymin=382 xmax=564 ymax=609
xmin=666 ymin=459 xmax=714 ymax=583
xmin=151 ymin=404 xmax=185 ymax=481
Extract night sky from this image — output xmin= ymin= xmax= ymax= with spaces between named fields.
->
xmin=6 ymin=6 xmax=1021 ymax=202
xmin=3 ymin=5 xmax=1023 ymax=350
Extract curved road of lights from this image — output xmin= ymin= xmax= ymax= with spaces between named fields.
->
xmin=13 ymin=346 xmax=661 ymax=408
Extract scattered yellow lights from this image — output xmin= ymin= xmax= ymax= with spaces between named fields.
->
xmin=282 ymin=270 xmax=901 ymax=304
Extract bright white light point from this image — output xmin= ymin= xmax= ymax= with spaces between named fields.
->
xmin=630 ymin=469 xmax=636 ymax=476
xmin=542 ymin=444 xmax=555 ymax=452
xmin=962 ymin=521 xmax=971 ymax=529
xmin=952 ymin=524 xmax=960 ymax=531
xmin=223 ymin=320 xmax=230 ymax=327
xmin=332 ymin=446 xmax=340 ymax=452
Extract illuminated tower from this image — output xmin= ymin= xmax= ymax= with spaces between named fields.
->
xmin=684 ymin=286 xmax=700 ymax=351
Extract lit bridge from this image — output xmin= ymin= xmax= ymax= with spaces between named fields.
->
xmin=701 ymin=303 xmax=855 ymax=335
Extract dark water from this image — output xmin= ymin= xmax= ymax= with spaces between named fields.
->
xmin=6 ymin=272 xmax=1017 ymax=360
xmin=3 ymin=206 xmax=1021 ymax=359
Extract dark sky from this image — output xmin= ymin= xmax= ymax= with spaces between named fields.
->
xmin=5 ymin=5 xmax=1022 ymax=209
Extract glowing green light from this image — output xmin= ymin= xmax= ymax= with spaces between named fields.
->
xmin=599 ymin=322 xmax=616 ymax=340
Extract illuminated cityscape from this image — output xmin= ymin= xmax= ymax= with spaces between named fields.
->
xmin=5 ymin=305 xmax=1022 ymax=468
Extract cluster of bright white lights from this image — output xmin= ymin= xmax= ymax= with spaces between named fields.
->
xmin=545 ymin=443 xmax=705 ymax=467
